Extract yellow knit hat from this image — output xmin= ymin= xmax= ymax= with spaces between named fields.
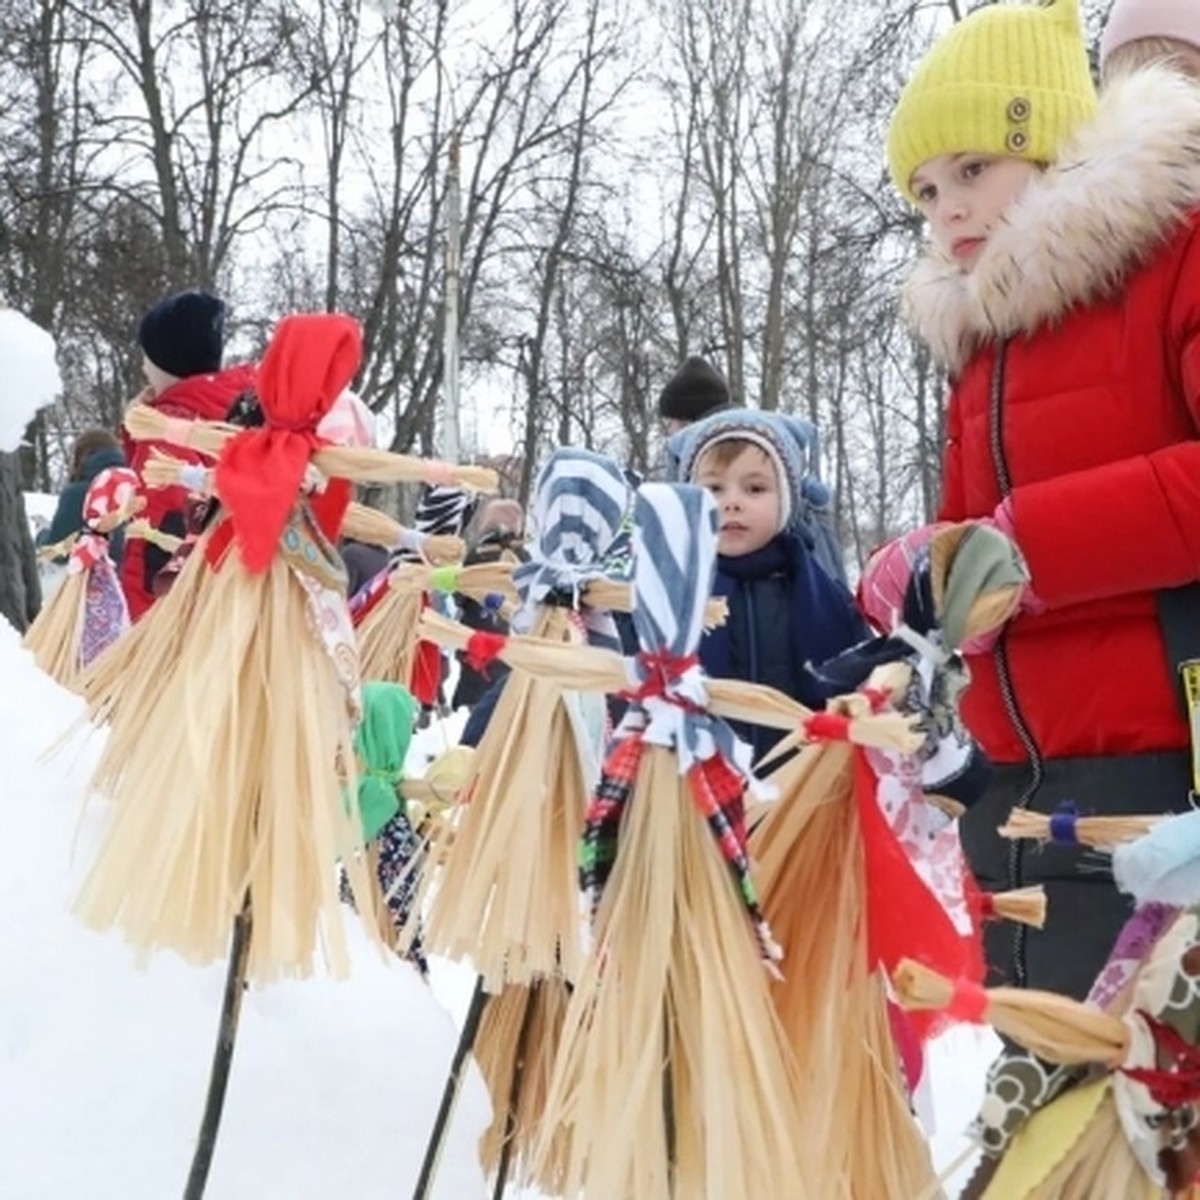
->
xmin=887 ymin=0 xmax=1098 ymax=203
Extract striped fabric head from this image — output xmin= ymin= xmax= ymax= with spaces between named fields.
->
xmin=391 ymin=484 xmax=477 ymax=565
xmin=512 ymin=448 xmax=631 ymax=638
xmin=623 ymin=483 xmax=756 ymax=782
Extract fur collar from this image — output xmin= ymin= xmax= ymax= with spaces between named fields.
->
xmin=904 ymin=67 xmax=1200 ymax=374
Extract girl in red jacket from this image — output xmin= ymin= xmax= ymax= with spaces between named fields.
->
xmin=868 ymin=0 xmax=1200 ymax=1003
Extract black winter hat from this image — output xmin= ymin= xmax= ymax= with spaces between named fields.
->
xmin=137 ymin=290 xmax=226 ymax=379
xmin=657 ymin=356 xmax=731 ymax=422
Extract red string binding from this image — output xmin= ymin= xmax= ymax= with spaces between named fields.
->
xmin=803 ymin=712 xmax=853 ymax=742
xmin=621 ymin=650 xmax=703 ymax=712
xmin=945 ymin=977 xmax=990 ymax=1024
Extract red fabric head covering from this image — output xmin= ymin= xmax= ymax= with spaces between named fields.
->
xmin=211 ymin=314 xmax=362 ymax=572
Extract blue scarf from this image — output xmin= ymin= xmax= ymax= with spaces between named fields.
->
xmin=700 ymin=533 xmax=866 ymax=751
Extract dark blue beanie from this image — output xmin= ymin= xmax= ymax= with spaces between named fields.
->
xmin=137 ymin=290 xmax=226 ymax=379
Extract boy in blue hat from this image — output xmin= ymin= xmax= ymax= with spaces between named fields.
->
xmin=669 ymin=408 xmax=866 ymax=761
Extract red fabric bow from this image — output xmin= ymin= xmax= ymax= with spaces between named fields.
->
xmin=1122 ymin=1012 xmax=1200 ymax=1109
xmin=622 ymin=650 xmax=703 ymax=711
xmin=210 ymin=314 xmax=362 ymax=572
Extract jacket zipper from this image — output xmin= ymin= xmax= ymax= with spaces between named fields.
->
xmin=988 ymin=338 xmax=1045 ymax=988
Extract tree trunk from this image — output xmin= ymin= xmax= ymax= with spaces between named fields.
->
xmin=0 ymin=451 xmax=41 ymax=632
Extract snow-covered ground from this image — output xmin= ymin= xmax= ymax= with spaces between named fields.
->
xmin=0 ymin=617 xmax=997 ymax=1198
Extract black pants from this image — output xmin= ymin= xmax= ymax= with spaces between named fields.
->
xmin=959 ymin=750 xmax=1191 ymax=1001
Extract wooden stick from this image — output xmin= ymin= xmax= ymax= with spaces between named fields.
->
xmin=183 ymin=895 xmax=254 ymax=1200
xmin=411 ymin=976 xmax=490 ymax=1200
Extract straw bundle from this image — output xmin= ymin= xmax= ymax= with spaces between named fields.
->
xmin=23 ymin=490 xmax=142 ymax=690
xmin=998 ymin=809 xmax=1161 ymax=851
xmin=475 ymin=977 xmax=573 ymax=1192
xmin=23 ymin=569 xmax=88 ymax=687
xmin=582 ymin=575 xmax=728 ymax=629
xmin=401 ymin=605 xmax=589 ymax=989
xmin=530 ymin=744 xmax=813 ymax=1199
xmin=987 ymin=886 xmax=1048 ymax=929
xmin=74 ymin=535 xmax=381 ymax=981
xmin=80 ymin=535 xmax=211 ymax=796
xmin=355 ymin=564 xmax=429 ymax=684
xmin=125 ymin=516 xmax=184 ymax=555
xmin=750 ymin=735 xmax=937 ymax=1197
xmin=341 ymin=501 xmax=466 ymax=566
xmin=893 ymin=959 xmax=1129 ymax=1066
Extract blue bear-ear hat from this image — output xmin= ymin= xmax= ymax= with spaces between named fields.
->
xmin=666 ymin=407 xmax=830 ymax=535
xmin=137 ymin=289 xmax=226 ymax=379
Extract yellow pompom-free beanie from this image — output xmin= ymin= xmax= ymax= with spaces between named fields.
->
xmin=887 ymin=0 xmax=1098 ymax=203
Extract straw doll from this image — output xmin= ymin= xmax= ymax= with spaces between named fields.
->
xmin=402 ymin=448 xmax=628 ymax=1190
xmin=954 ymin=803 xmax=1200 ymax=1197
xmin=336 ymin=679 xmax=430 ymax=973
xmin=895 ymin=905 xmax=1200 ymax=1199
xmin=402 ymin=448 xmax=629 ymax=985
xmin=415 ymin=492 xmax=923 ymax=1199
xmin=73 ymin=313 xmax=495 ymax=982
xmin=24 ymin=466 xmax=142 ymax=689
xmin=78 ymin=390 xmax=384 ymax=799
xmin=746 ymin=521 xmax=1028 ymax=1196
xmin=521 ymin=481 xmax=825 ymax=1197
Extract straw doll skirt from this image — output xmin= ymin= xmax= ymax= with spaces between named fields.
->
xmin=960 ymin=750 xmax=1191 ymax=1000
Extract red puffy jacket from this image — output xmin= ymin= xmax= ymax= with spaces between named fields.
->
xmin=120 ymin=363 xmax=257 ymax=621
xmin=902 ymin=69 xmax=1200 ymax=765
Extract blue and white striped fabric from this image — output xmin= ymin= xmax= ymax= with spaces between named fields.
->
xmin=623 ymin=483 xmax=758 ymax=783
xmin=512 ymin=447 xmax=631 ymax=645
xmin=391 ymin=484 xmax=477 ymax=565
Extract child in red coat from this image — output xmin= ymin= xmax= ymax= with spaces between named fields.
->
xmin=870 ymin=0 xmax=1200 ymax=1001
xmin=119 ymin=289 xmax=255 ymax=620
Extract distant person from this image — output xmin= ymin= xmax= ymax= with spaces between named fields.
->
xmin=452 ymin=498 xmax=527 ymax=713
xmin=119 ymin=289 xmax=256 ymax=620
xmin=35 ymin=428 xmax=128 ymax=565
xmin=657 ymin=356 xmax=731 ymax=436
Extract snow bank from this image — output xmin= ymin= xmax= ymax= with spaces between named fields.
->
xmin=0 ymin=311 xmax=61 ymax=452
xmin=0 ymin=619 xmax=490 ymax=1199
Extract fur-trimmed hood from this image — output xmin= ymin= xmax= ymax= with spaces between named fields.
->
xmin=904 ymin=66 xmax=1200 ymax=374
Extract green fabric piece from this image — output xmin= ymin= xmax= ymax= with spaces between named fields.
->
xmin=354 ymin=681 xmax=417 ymax=841
xmin=429 ymin=564 xmax=461 ymax=594
xmin=940 ymin=524 xmax=1029 ymax=650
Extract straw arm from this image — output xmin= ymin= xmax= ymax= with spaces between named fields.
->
xmin=998 ymin=810 xmax=1162 ymax=850
xmin=581 ymin=577 xmax=727 ymax=628
xmin=36 ymin=533 xmax=76 ymax=560
xmin=141 ymin=448 xmax=212 ymax=493
xmin=341 ymin=502 xmax=404 ymax=549
xmin=126 ymin=404 xmax=500 ymax=493
xmin=313 ymin=446 xmax=497 ymax=492
xmin=125 ymin=518 xmax=185 ymax=555
xmin=893 ymin=959 xmax=1129 ymax=1067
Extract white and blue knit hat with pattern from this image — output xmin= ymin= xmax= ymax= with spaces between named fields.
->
xmin=666 ymin=407 xmax=846 ymax=583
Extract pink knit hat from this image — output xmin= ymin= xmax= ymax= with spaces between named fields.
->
xmin=1100 ymin=0 xmax=1200 ymax=67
